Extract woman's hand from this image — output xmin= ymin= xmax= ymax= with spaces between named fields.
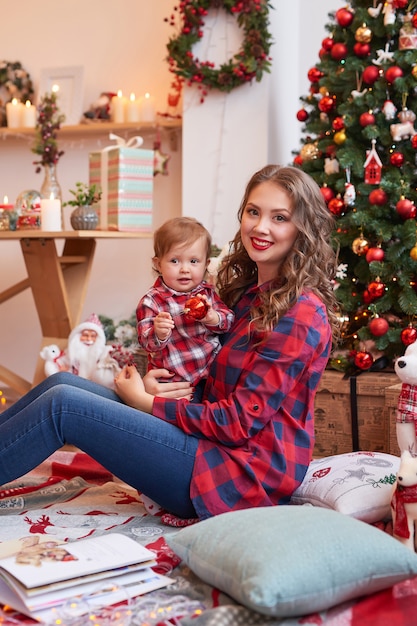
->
xmin=114 ymin=365 xmax=154 ymax=412
xmin=143 ymin=369 xmax=193 ymax=400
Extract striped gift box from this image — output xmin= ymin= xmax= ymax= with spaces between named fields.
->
xmin=89 ymin=147 xmax=154 ymax=232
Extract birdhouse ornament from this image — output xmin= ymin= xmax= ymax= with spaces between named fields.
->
xmin=364 ymin=139 xmax=382 ymax=184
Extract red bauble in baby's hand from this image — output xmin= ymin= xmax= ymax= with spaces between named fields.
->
xmin=184 ymin=296 xmax=209 ymax=320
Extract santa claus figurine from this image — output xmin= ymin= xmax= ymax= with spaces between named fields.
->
xmin=66 ymin=313 xmax=121 ymax=389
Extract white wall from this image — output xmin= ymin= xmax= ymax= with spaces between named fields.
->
xmin=1 ymin=0 xmax=341 ymax=384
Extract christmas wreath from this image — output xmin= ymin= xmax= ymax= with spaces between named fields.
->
xmin=0 ymin=61 xmax=34 ymax=126
xmin=166 ymin=0 xmax=273 ymax=99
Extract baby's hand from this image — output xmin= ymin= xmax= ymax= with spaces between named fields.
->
xmin=154 ymin=311 xmax=175 ymax=341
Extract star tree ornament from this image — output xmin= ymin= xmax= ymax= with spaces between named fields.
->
xmin=153 ymin=137 xmax=170 ymax=176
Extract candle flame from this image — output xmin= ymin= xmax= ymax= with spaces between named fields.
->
xmin=52 ymin=84 xmax=59 ymax=93
xmin=11 ymin=98 xmax=18 ymax=105
xmin=117 ymin=89 xmax=123 ymax=98
xmin=145 ymin=92 xmax=150 ymax=99
xmin=130 ymin=93 xmax=135 ymax=101
xmin=3 ymin=196 xmax=8 ymax=204
xmin=49 ymin=192 xmax=55 ymax=200
xmin=25 ymin=100 xmax=31 ymax=107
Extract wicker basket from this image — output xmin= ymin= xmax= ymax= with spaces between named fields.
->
xmin=132 ymin=348 xmax=148 ymax=377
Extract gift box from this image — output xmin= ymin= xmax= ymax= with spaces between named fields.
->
xmin=89 ymin=139 xmax=154 ymax=232
xmin=313 ymin=370 xmax=398 ymax=457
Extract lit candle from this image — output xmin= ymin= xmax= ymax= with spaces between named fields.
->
xmin=40 ymin=193 xmax=62 ymax=231
xmin=21 ymin=100 xmax=37 ymax=128
xmin=6 ymin=98 xmax=23 ymax=128
xmin=111 ymin=90 xmax=127 ymax=123
xmin=140 ymin=92 xmax=156 ymax=122
xmin=126 ymin=92 xmax=140 ymax=122
xmin=0 ymin=195 xmax=14 ymax=210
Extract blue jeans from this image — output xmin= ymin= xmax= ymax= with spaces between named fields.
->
xmin=0 ymin=372 xmax=198 ymax=519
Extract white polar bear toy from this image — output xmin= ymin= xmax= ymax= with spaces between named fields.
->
xmin=394 ymin=341 xmax=417 ymax=455
xmin=391 ymin=450 xmax=417 ymax=551
xmin=40 ymin=344 xmax=68 ymax=377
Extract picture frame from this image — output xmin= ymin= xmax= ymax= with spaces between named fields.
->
xmin=39 ymin=66 xmax=84 ymax=125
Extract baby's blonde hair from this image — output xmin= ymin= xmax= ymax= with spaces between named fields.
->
xmin=153 ymin=217 xmax=212 ymax=261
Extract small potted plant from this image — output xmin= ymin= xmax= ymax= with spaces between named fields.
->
xmin=65 ymin=182 xmax=102 ymax=230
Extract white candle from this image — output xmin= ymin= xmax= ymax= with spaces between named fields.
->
xmin=6 ymin=98 xmax=23 ymax=128
xmin=111 ymin=90 xmax=127 ymax=123
xmin=21 ymin=100 xmax=37 ymax=128
xmin=40 ymin=194 xmax=62 ymax=231
xmin=140 ymin=92 xmax=156 ymax=122
xmin=126 ymin=92 xmax=140 ymax=122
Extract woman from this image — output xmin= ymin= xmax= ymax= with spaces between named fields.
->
xmin=0 ymin=166 xmax=339 ymax=521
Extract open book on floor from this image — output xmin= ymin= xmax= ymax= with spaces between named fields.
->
xmin=0 ymin=532 xmax=173 ymax=622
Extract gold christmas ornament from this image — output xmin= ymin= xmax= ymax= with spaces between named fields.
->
xmin=334 ymin=130 xmax=347 ymax=144
xmin=300 ymin=142 xmax=319 ymax=160
xmin=319 ymin=86 xmax=329 ymax=96
xmin=412 ymin=65 xmax=417 ymax=80
xmin=355 ymin=24 xmax=372 ymax=44
xmin=410 ymin=246 xmax=417 ymax=261
xmin=352 ymin=235 xmax=370 ymax=256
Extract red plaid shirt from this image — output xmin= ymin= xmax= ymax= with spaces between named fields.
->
xmin=153 ymin=283 xmax=332 ymax=519
xmin=136 ymin=277 xmax=234 ymax=384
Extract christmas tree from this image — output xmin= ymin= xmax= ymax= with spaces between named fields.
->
xmin=293 ymin=0 xmax=417 ymax=375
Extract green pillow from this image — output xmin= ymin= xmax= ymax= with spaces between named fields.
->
xmin=166 ymin=506 xmax=417 ymax=618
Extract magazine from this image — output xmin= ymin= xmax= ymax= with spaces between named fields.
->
xmin=0 ymin=533 xmax=173 ymax=621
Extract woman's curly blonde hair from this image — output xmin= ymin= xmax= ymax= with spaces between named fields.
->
xmin=217 ymin=165 xmax=340 ymax=343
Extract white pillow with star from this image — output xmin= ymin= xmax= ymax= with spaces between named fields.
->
xmin=290 ymin=451 xmax=400 ymax=523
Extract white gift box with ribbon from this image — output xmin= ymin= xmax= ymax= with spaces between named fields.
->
xmin=89 ymin=133 xmax=154 ymax=231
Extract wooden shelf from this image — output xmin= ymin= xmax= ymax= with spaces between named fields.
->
xmin=0 ymin=118 xmax=182 ymax=139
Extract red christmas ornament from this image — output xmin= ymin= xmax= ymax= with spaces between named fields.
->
xmin=322 ymin=37 xmax=334 ymax=51
xmin=369 ymin=188 xmax=388 ymax=205
xmin=367 ymin=279 xmax=386 ymax=299
xmin=369 ymin=317 xmax=389 ymax=337
xmin=318 ymin=96 xmax=335 ymax=113
xmin=328 ymin=197 xmax=345 ymax=216
xmin=390 ymin=152 xmax=405 ymax=167
xmin=359 ymin=111 xmax=375 ymax=127
xmin=353 ymin=42 xmax=371 ymax=57
xmin=332 ymin=116 xmax=345 ymax=131
xmin=366 ymin=246 xmax=385 ymax=263
xmin=308 ymin=67 xmax=323 ymax=83
xmin=184 ymin=296 xmax=209 ymax=321
xmin=411 ymin=135 xmax=417 ymax=149
xmin=393 ymin=0 xmax=408 ymax=8
xmin=363 ymin=289 xmax=374 ymax=305
xmin=331 ymin=43 xmax=348 ymax=61
xmin=354 ymin=351 xmax=374 ymax=370
xmin=336 ymin=7 xmax=354 ymax=27
xmin=396 ymin=198 xmax=416 ymax=220
xmin=412 ymin=13 xmax=417 ymax=28
xmin=293 ymin=155 xmax=303 ymax=166
xmin=320 ymin=186 xmax=335 ymax=204
xmin=385 ymin=66 xmax=403 ymax=83
xmin=401 ymin=326 xmax=417 ymax=346
xmin=296 ymin=109 xmax=308 ymax=122
xmin=363 ymin=65 xmax=380 ymax=85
